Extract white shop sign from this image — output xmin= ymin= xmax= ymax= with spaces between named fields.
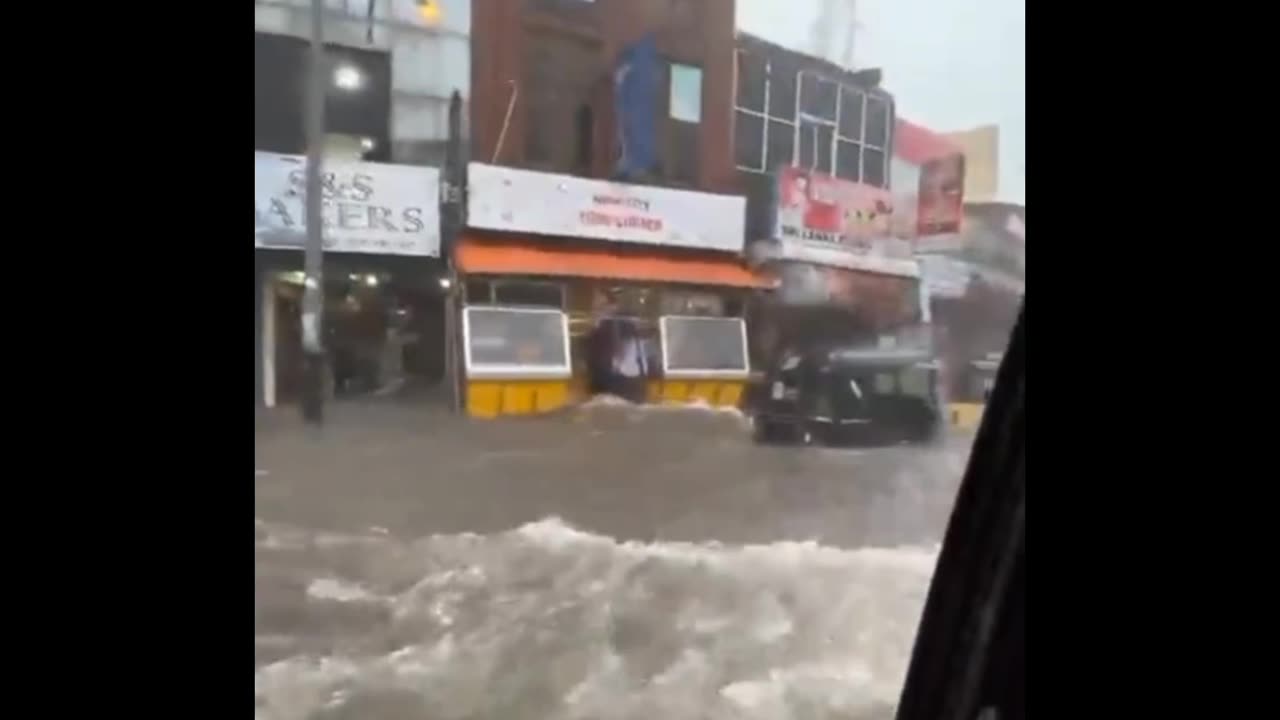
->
xmin=254 ymin=151 xmax=440 ymax=257
xmin=466 ymin=163 xmax=746 ymax=253
xmin=752 ymin=237 xmax=921 ymax=279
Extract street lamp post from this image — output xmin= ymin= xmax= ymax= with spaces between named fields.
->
xmin=301 ymin=0 xmax=327 ymax=424
xmin=443 ymin=90 xmax=464 ymax=414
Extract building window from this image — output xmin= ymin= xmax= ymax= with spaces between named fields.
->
xmin=733 ymin=50 xmax=794 ymax=174
xmin=575 ymin=104 xmax=594 ymax=174
xmin=734 ymin=111 xmax=764 ymax=169
xmin=734 ymin=50 xmax=893 ymax=189
xmin=464 ymin=279 xmax=494 ymax=304
xmin=669 ymin=64 xmax=702 ymax=123
xmin=798 ymin=70 xmax=891 ymax=188
xmin=466 ymin=279 xmax=565 ymax=309
xmin=494 ymin=280 xmax=565 ymax=309
xmin=665 ymin=62 xmax=702 ymax=185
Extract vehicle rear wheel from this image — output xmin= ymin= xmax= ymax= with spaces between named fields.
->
xmin=814 ymin=426 xmax=842 ymax=447
xmin=754 ymin=418 xmax=780 ymax=444
xmin=755 ymin=419 xmax=805 ymax=445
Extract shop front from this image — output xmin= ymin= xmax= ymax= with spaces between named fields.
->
xmin=749 ymin=166 xmax=925 ymax=366
xmin=254 ymin=151 xmax=444 ymax=407
xmin=923 ymin=263 xmax=1022 ymax=429
xmin=917 ymin=201 xmax=1024 ymax=428
xmin=455 ymin=163 xmax=770 ymax=419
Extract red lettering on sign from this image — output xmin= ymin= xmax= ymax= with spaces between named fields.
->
xmin=578 ymin=210 xmax=663 ymax=232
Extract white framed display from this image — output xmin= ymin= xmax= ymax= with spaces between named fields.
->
xmin=659 ymin=315 xmax=750 ymax=379
xmin=462 ymin=305 xmax=573 ymax=379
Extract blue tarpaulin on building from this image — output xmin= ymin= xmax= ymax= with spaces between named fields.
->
xmin=614 ymin=34 xmax=658 ymax=179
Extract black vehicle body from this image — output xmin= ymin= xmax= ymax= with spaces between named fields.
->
xmin=754 ymin=345 xmax=943 ymax=446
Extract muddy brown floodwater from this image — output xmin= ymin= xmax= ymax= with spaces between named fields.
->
xmin=255 ymin=401 xmax=973 ymax=720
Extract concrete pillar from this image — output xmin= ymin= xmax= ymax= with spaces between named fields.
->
xmin=262 ymin=274 xmax=277 ymax=409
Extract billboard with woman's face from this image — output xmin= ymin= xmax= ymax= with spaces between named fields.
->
xmin=917 ymin=153 xmax=966 ymax=235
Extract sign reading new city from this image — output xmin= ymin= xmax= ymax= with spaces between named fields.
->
xmin=466 ymin=163 xmax=746 ymax=253
xmin=254 ymin=152 xmax=441 ymax=257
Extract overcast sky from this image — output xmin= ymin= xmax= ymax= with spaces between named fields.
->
xmin=737 ymin=0 xmax=1025 ymax=205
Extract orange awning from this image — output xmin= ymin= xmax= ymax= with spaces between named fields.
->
xmin=455 ymin=237 xmax=775 ymax=289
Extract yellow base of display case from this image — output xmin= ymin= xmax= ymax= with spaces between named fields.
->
xmin=465 ymin=378 xmax=747 ymax=418
xmin=948 ymin=402 xmax=985 ymax=430
xmin=466 ymin=380 xmax=571 ymax=419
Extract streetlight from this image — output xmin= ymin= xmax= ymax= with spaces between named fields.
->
xmin=416 ymin=0 xmax=442 ymax=24
xmin=332 ymin=63 xmax=364 ymax=92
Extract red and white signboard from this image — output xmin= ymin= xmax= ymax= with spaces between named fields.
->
xmin=768 ymin=166 xmax=918 ymax=278
xmin=774 ymin=166 xmax=897 ymax=246
xmin=466 ymin=163 xmax=746 ymax=253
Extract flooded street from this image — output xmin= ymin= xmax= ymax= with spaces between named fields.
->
xmin=255 ymin=403 xmax=973 ymax=720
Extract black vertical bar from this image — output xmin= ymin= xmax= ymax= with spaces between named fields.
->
xmin=442 ymin=90 xmax=465 ymax=413
xmin=301 ymin=0 xmax=327 ymax=424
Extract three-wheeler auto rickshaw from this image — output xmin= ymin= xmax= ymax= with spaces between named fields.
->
xmin=753 ymin=344 xmax=943 ymax=446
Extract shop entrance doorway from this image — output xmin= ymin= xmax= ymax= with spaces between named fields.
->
xmin=269 ymin=270 xmax=448 ymax=405
xmin=273 ymin=281 xmax=306 ymax=405
xmin=586 ymin=316 xmax=654 ymax=403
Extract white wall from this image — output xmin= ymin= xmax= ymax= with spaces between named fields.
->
xmin=254 ymin=0 xmax=471 ymax=163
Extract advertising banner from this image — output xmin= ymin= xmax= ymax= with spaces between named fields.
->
xmin=467 ymin=163 xmax=747 ymax=253
xmin=763 ymin=166 xmax=918 ymax=278
xmin=774 ymin=166 xmax=897 ymax=248
xmin=917 ymin=153 xmax=966 ymax=235
xmin=254 ymin=152 xmax=440 ymax=257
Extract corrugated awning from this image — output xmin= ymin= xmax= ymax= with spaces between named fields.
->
xmin=455 ymin=237 xmax=775 ymax=289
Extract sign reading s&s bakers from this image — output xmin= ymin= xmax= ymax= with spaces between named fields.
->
xmin=254 ymin=152 xmax=440 ymax=257
xmin=466 ymin=163 xmax=746 ymax=253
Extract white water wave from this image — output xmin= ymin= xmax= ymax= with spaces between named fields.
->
xmin=306 ymin=578 xmax=381 ymax=604
xmin=577 ymin=394 xmax=752 ymax=426
xmin=255 ymin=517 xmax=939 ymax=720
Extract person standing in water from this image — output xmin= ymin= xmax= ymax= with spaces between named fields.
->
xmin=611 ymin=321 xmax=648 ymax=403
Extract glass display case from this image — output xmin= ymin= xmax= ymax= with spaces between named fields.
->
xmin=462 ymin=305 xmax=572 ymax=379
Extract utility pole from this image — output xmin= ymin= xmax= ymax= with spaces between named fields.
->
xmin=443 ymin=90 xmax=464 ymax=414
xmin=301 ymin=0 xmax=327 ymax=424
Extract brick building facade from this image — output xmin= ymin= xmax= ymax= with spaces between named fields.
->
xmin=470 ymin=0 xmax=737 ymax=193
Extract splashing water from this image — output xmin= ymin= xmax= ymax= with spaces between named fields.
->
xmin=256 ymin=517 xmax=939 ymax=720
